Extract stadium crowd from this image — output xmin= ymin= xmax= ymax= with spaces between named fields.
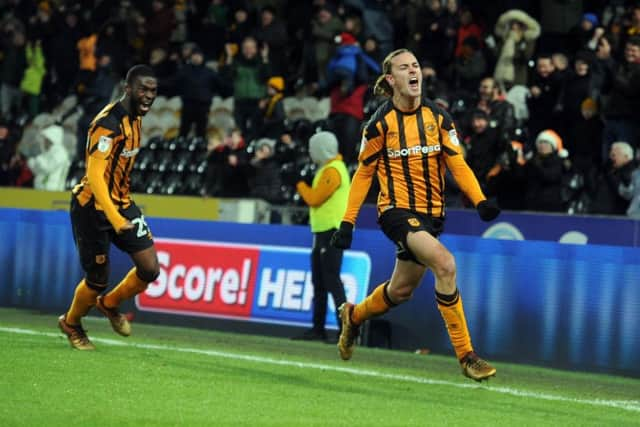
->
xmin=1 ymin=0 xmax=640 ymax=218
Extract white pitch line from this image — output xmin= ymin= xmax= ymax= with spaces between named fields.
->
xmin=2 ymin=326 xmax=640 ymax=413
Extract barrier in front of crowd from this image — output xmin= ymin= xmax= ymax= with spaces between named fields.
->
xmin=1 ymin=207 xmax=638 ymax=377
xmin=359 ymin=205 xmax=640 ymax=247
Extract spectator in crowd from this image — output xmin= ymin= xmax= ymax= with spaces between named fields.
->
xmin=622 ymin=167 xmax=640 ymax=218
xmin=225 ymin=4 xmax=253 ymax=49
xmin=75 ymin=30 xmax=98 ymax=94
xmin=452 ymin=36 xmax=487 ymax=97
xmin=144 ymin=0 xmax=176 ymax=59
xmin=600 ymin=35 xmax=640 ymax=154
xmin=551 ymin=53 xmax=570 ymax=79
xmin=416 ymin=0 xmax=449 ymax=76
xmin=325 ymin=32 xmax=380 ymax=165
xmin=493 ymin=9 xmax=540 ymax=88
xmin=222 ymin=36 xmax=270 ymax=139
xmin=454 ymin=7 xmax=483 ymax=59
xmin=174 ymin=46 xmax=226 ymax=138
xmin=26 ymin=125 xmax=70 ymax=191
xmin=421 ymin=60 xmax=449 ymax=101
xmin=19 ymin=38 xmax=46 ymax=118
xmin=0 ymin=119 xmax=31 ymax=187
xmin=248 ymin=137 xmax=283 ymax=206
xmin=149 ymin=47 xmax=177 ymax=97
xmin=464 ymin=109 xmax=503 ymax=192
xmin=48 ymin=8 xmax=80 ymax=105
xmin=486 ymin=139 xmax=528 ymax=210
xmin=474 ymin=77 xmax=516 ymax=143
xmin=326 ymin=32 xmax=380 ymax=96
xmin=527 ymin=55 xmax=563 ymax=149
xmin=0 ymin=26 xmax=26 ymax=118
xmin=566 ymin=97 xmax=603 ymax=177
xmin=257 ymin=76 xmax=286 ymax=139
xmin=362 ymin=35 xmax=384 ymax=65
xmin=311 ymin=5 xmax=343 ymax=85
xmin=204 ymin=127 xmax=249 ymax=198
xmin=75 ymin=54 xmax=117 ymax=160
xmin=524 ymin=130 xmax=567 ymax=213
xmin=588 ymin=141 xmax=635 ymax=215
xmin=253 ymin=5 xmax=288 ymax=76
xmin=293 ymin=131 xmax=349 ymax=342
xmin=569 ymin=13 xmax=599 ymax=53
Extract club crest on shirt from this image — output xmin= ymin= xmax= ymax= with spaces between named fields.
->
xmin=448 ymin=129 xmax=460 ymax=146
xmin=407 ymin=218 xmax=420 ymax=227
xmin=97 ymin=135 xmax=112 ymax=153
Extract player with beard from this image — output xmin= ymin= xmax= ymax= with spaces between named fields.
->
xmin=330 ymin=49 xmax=501 ymax=381
xmin=58 ymin=65 xmax=160 ymax=350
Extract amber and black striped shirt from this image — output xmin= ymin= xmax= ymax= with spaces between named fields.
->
xmin=344 ymin=98 xmax=485 ymax=223
xmin=73 ymin=102 xmax=141 ymax=215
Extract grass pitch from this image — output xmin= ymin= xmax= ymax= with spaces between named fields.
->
xmin=0 ymin=308 xmax=638 ymax=426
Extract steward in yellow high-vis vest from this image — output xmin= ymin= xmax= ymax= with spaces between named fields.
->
xmin=294 ymin=131 xmax=350 ymax=341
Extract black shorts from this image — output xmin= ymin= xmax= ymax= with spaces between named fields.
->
xmin=70 ymin=196 xmax=154 ymax=272
xmin=378 ymin=208 xmax=444 ymax=264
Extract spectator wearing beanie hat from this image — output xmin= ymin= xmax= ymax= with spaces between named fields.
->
xmin=325 ymin=31 xmax=380 ymax=96
xmin=565 ymin=97 xmax=603 ymax=176
xmin=524 ymin=129 xmax=567 ymax=212
xmin=257 ymin=76 xmax=286 ymax=139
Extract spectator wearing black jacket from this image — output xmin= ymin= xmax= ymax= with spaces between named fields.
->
xmin=525 ymin=130 xmax=567 ymax=213
xmin=600 ymin=36 xmax=640 ymax=154
xmin=464 ymin=109 xmax=502 ymax=192
xmin=175 ymin=47 xmax=226 ymax=138
xmin=473 ymin=77 xmax=516 ymax=144
xmin=526 ymin=55 xmax=563 ymax=149
xmin=588 ymin=141 xmax=635 ymax=215
xmin=248 ymin=137 xmax=283 ymax=205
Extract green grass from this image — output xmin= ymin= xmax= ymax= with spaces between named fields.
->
xmin=1 ymin=308 xmax=638 ymax=427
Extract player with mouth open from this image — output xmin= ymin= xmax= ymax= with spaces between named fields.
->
xmin=58 ymin=65 xmax=160 ymax=350
xmin=331 ymin=49 xmax=501 ymax=381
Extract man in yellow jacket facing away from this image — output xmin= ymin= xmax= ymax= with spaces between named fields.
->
xmin=293 ymin=131 xmax=351 ymax=342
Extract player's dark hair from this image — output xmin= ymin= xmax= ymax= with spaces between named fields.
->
xmin=125 ymin=64 xmax=156 ymax=86
xmin=373 ymin=48 xmax=412 ymax=97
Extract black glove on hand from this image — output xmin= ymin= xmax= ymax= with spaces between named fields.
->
xmin=477 ymin=200 xmax=501 ymax=222
xmin=331 ymin=221 xmax=354 ymax=249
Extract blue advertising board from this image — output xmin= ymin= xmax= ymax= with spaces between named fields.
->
xmin=359 ymin=205 xmax=640 ymax=247
xmin=1 ymin=207 xmax=639 ymax=377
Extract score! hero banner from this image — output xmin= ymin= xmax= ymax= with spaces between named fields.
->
xmin=136 ymin=238 xmax=371 ymax=328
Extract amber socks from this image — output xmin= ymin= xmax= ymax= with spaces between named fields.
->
xmin=436 ymin=288 xmax=473 ymax=360
xmin=351 ymin=281 xmax=396 ymax=325
xmin=66 ymin=279 xmax=101 ymax=325
xmin=102 ymin=268 xmax=148 ymax=309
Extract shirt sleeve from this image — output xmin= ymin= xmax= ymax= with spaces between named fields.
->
xmin=439 ymin=112 xmax=487 ymax=207
xmin=85 ymin=124 xmax=127 ymax=230
xmin=342 ymin=122 xmax=383 ymax=224
xmin=296 ymin=166 xmax=341 ymax=207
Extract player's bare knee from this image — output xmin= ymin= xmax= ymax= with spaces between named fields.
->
xmin=433 ymin=252 xmax=456 ymax=281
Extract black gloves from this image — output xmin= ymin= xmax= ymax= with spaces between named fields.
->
xmin=331 ymin=221 xmax=354 ymax=249
xmin=477 ymin=200 xmax=501 ymax=222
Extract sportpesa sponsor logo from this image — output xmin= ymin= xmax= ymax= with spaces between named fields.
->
xmin=387 ymin=144 xmax=440 ymax=158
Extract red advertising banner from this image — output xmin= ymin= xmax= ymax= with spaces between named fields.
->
xmin=137 ymin=239 xmax=259 ymax=319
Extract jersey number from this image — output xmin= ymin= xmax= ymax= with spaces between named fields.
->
xmin=131 ymin=215 xmax=149 ymax=238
